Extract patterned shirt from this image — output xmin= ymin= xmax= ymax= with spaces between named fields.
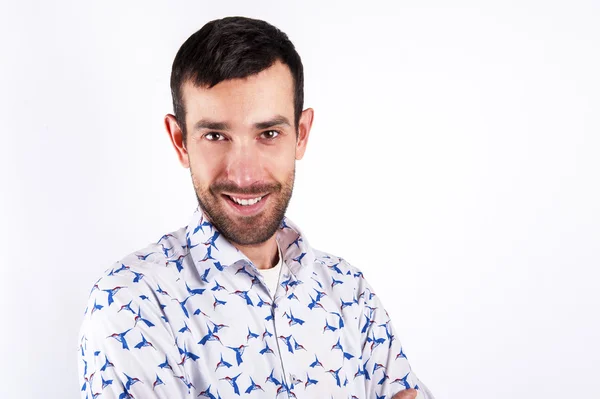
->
xmin=78 ymin=206 xmax=434 ymax=399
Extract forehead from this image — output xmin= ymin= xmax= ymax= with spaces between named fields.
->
xmin=181 ymin=61 xmax=295 ymax=126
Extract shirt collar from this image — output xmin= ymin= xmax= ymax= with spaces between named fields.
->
xmin=185 ymin=206 xmax=315 ymax=285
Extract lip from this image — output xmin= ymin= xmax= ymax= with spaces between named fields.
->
xmin=221 ymin=193 xmax=270 ymax=216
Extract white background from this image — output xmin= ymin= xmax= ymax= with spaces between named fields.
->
xmin=1 ymin=1 xmax=598 ymax=398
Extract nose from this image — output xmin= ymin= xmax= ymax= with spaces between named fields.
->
xmin=225 ymin=140 xmax=265 ymax=188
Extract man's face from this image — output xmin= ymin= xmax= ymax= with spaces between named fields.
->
xmin=167 ymin=62 xmax=312 ymax=246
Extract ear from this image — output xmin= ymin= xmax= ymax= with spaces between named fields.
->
xmin=295 ymin=108 xmax=314 ymax=160
xmin=164 ymin=114 xmax=190 ymax=168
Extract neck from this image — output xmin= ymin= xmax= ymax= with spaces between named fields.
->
xmin=232 ymin=235 xmax=279 ymax=270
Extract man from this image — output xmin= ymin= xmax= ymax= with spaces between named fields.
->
xmin=78 ymin=16 xmax=434 ymax=399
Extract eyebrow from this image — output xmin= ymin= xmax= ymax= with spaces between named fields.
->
xmin=193 ymin=115 xmax=292 ymax=131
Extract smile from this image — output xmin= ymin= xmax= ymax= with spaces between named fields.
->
xmin=221 ymin=193 xmax=271 ymax=216
xmin=228 ymin=195 xmax=263 ymax=206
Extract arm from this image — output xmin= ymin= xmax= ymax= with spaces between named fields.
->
xmin=356 ymin=276 xmax=435 ymax=399
xmin=78 ymin=273 xmax=190 ymax=399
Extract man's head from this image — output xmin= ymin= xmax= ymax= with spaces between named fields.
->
xmin=165 ymin=17 xmax=313 ymax=247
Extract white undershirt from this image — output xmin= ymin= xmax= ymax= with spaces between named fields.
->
xmin=259 ymin=242 xmax=284 ymax=298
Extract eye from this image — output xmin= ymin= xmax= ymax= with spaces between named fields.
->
xmin=204 ymin=132 xmax=226 ymax=141
xmin=261 ymin=130 xmax=280 ymax=140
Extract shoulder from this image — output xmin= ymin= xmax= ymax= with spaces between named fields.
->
xmin=310 ymin=248 xmax=374 ymax=295
xmin=81 ymin=226 xmax=188 ymax=320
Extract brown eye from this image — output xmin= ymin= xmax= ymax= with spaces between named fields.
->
xmin=261 ymin=130 xmax=280 ymax=140
xmin=205 ymin=132 xmax=225 ymax=141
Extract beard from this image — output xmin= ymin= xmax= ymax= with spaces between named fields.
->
xmin=191 ymin=169 xmax=295 ymax=246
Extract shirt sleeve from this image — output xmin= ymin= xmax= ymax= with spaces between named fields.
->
xmin=356 ymin=275 xmax=435 ymax=399
xmin=77 ymin=271 xmax=191 ymax=399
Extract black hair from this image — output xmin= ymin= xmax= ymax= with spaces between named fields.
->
xmin=170 ymin=16 xmax=304 ymax=142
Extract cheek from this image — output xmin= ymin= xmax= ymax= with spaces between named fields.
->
xmin=189 ymin=151 xmax=224 ymax=184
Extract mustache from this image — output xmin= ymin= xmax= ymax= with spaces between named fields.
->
xmin=210 ymin=181 xmax=282 ymax=196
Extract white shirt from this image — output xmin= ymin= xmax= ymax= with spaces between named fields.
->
xmin=259 ymin=243 xmax=284 ymax=298
xmin=78 ymin=206 xmax=434 ymax=399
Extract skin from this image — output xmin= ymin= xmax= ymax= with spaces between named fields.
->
xmin=165 ymin=61 xmax=313 ymax=270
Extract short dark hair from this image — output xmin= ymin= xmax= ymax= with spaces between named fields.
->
xmin=170 ymin=16 xmax=304 ymax=143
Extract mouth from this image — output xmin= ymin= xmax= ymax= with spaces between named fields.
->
xmin=221 ymin=193 xmax=270 ymax=216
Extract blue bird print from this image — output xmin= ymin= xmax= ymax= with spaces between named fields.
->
xmin=287 ymin=292 xmax=299 ymax=301
xmin=199 ymin=246 xmax=216 ymax=263
xmin=171 ymin=295 xmax=192 ymax=318
xmin=118 ymin=389 xmax=134 ymax=399
xmin=395 ymin=347 xmax=407 ymax=360
xmin=213 ymin=261 xmax=225 ymax=271
xmin=112 ymin=263 xmax=130 ymax=274
xmin=220 ymin=372 xmax=242 ymax=395
xmin=230 ymin=290 xmax=253 ymax=306
xmin=305 ymin=373 xmax=319 ymax=388
xmin=200 ymin=267 xmax=211 ymax=283
xmin=390 ymin=372 xmax=412 ymax=389
xmin=103 ymin=286 xmax=126 ymax=306
xmin=293 ymin=338 xmax=306 ymax=351
xmin=286 ymin=236 xmax=302 ymax=249
xmin=158 ymin=355 xmax=172 ymax=371
xmin=331 ymin=337 xmax=354 ymax=360
xmin=167 ymin=254 xmax=187 ymax=273
xmin=203 ymin=230 xmax=220 ymax=250
xmin=246 ymin=327 xmax=259 ymax=341
xmin=155 ymin=284 xmax=171 ymax=297
xmin=292 ymin=252 xmax=306 ymax=265
xmin=198 ymin=384 xmax=218 ymax=399
xmin=328 ymin=261 xmax=344 ymax=275
xmin=256 ymin=295 xmax=270 ymax=308
xmin=309 ymin=354 xmax=324 ymax=368
xmin=129 ymin=269 xmax=145 ymax=282
xmin=227 ymin=345 xmax=248 ymax=365
xmin=278 ymin=334 xmax=294 ymax=353
xmin=179 ymin=321 xmax=191 ymax=334
xmin=307 ymin=294 xmax=325 ymax=311
xmin=153 ymin=374 xmax=164 ymax=389
xmin=325 ymin=367 xmax=343 ymax=387
xmin=209 ymin=321 xmax=229 ymax=333
xmin=117 ymin=300 xmax=135 ymax=314
xmin=134 ymin=333 xmax=155 ymax=349
xmin=177 ymin=342 xmax=200 ymax=365
xmin=107 ymin=329 xmax=132 ymax=350
xmin=100 ymin=355 xmax=114 ymax=372
xmin=91 ymin=299 xmax=103 ymax=315
xmin=265 ymin=369 xmax=280 ymax=385
xmin=378 ymin=372 xmax=390 ymax=385
xmin=133 ymin=307 xmax=155 ymax=327
xmin=259 ymin=342 xmax=274 ymax=355
xmin=156 ymin=233 xmax=174 ymax=243
xmin=261 ymin=328 xmax=273 ymax=340
xmin=186 ymin=282 xmax=205 ymax=296
xmin=329 ymin=311 xmax=345 ymax=329
xmin=285 ymin=310 xmax=305 ymax=326
xmin=323 ymin=319 xmax=337 ymax=333
xmin=136 ymin=252 xmax=155 ymax=263
xmin=101 ymin=375 xmax=113 ymax=389
xmin=215 ymin=354 xmax=233 ymax=371
xmin=331 ymin=277 xmax=344 ymax=288
xmin=212 ymin=294 xmax=227 ymax=309
xmin=161 ymin=244 xmax=174 ymax=257
xmin=373 ymin=362 xmax=386 ymax=373
xmin=245 ymin=377 xmax=265 ymax=393
xmin=199 ymin=323 xmax=222 ymax=345
xmin=235 ymin=265 xmax=254 ymax=279
xmin=123 ymin=373 xmax=142 ymax=390
xmin=211 ymin=280 xmax=227 ymax=292
xmin=361 ymin=314 xmax=375 ymax=334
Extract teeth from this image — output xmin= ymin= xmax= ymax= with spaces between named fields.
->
xmin=230 ymin=196 xmax=263 ymax=206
